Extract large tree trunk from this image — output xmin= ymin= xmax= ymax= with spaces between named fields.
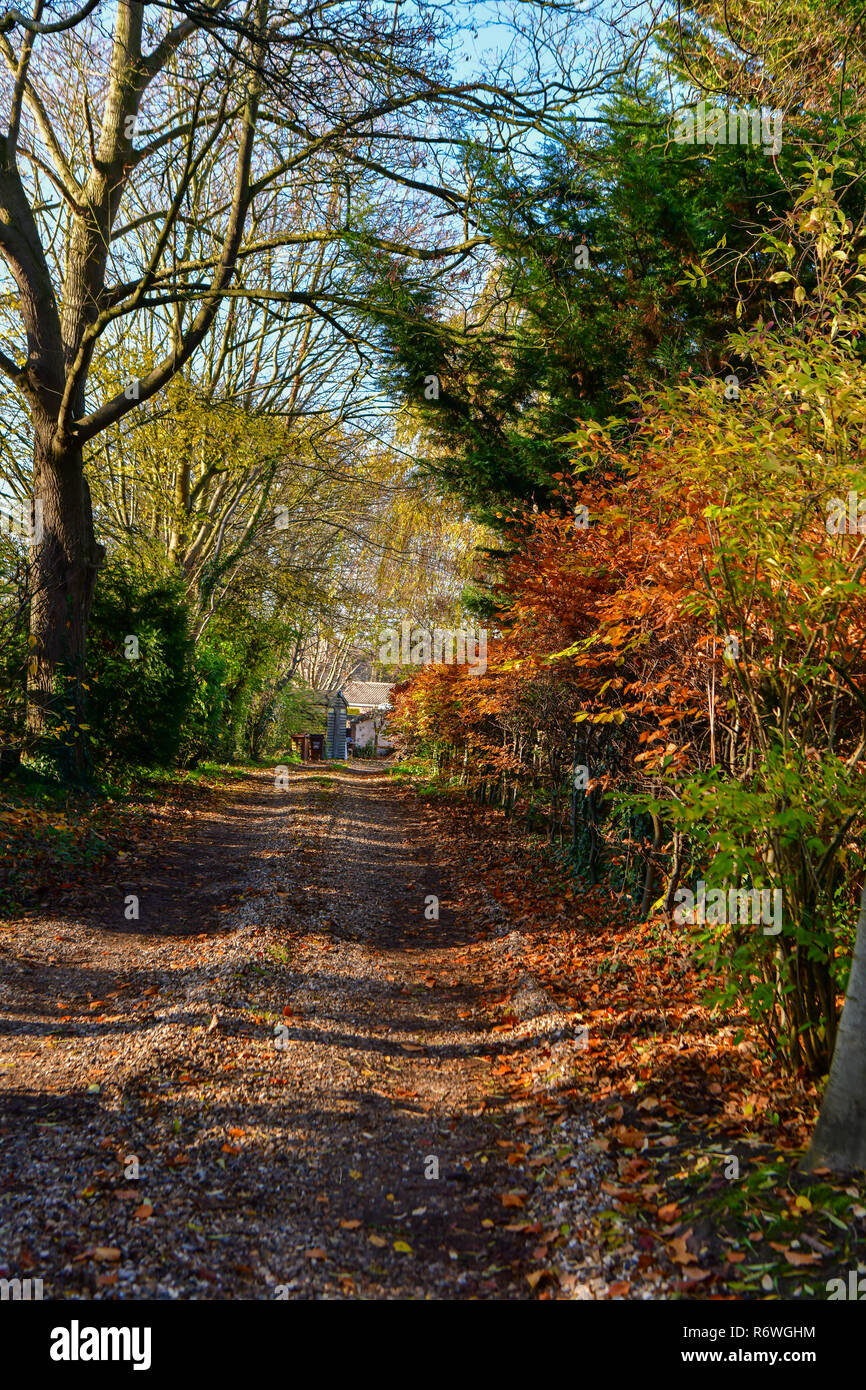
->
xmin=1 ymin=2 xmax=261 ymax=785
xmin=27 ymin=416 xmax=104 ymax=781
xmin=803 ymin=879 xmax=866 ymax=1171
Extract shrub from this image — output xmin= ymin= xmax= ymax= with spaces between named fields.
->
xmin=87 ymin=564 xmax=194 ymax=769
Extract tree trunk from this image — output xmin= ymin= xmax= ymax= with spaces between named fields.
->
xmin=803 ymin=879 xmax=866 ymax=1171
xmin=27 ymin=419 xmax=105 ymax=781
xmin=168 ymin=459 xmax=191 ymax=566
xmin=664 ymin=830 xmax=683 ymax=915
xmin=639 ymin=812 xmax=663 ymax=918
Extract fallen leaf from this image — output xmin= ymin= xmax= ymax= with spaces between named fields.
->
xmin=769 ymin=1244 xmax=820 ymax=1267
xmin=600 ymin=1181 xmax=639 ymax=1201
xmin=668 ymin=1229 xmax=698 ymax=1265
xmin=613 ymin=1126 xmax=646 ymax=1149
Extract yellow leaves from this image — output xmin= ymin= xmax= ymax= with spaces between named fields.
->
xmin=393 ymin=1240 xmax=412 ymax=1254
xmin=600 ymin=623 xmax=632 ymax=648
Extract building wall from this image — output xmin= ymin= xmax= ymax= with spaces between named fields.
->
xmin=352 ymin=715 xmax=394 ymax=752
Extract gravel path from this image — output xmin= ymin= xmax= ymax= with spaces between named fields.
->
xmin=0 ymin=762 xmax=604 ymax=1300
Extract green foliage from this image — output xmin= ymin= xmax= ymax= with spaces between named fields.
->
xmin=87 ymin=564 xmax=194 ymax=769
xmin=179 ymin=642 xmax=232 ymax=766
xmin=604 ymin=167 xmax=866 ymax=1071
xmin=630 ymin=750 xmax=865 ymax=1071
xmin=0 ymin=533 xmax=27 ymax=768
xmin=360 ymin=88 xmax=794 ymax=517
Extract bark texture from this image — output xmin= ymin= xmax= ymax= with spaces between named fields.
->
xmin=804 ymin=879 xmax=866 ymax=1171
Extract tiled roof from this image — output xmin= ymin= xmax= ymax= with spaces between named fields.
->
xmin=340 ymin=681 xmax=394 ymax=708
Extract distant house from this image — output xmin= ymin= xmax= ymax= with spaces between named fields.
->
xmin=340 ymin=680 xmax=394 ymax=754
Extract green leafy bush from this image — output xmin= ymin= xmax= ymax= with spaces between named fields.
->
xmin=87 ymin=564 xmax=194 ymax=769
xmin=0 ymin=536 xmax=27 ymax=774
xmin=179 ymin=641 xmax=233 ymax=766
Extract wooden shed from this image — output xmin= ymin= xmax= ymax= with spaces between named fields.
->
xmin=325 ymin=691 xmax=348 ymax=759
xmin=291 ymin=732 xmax=324 ymax=761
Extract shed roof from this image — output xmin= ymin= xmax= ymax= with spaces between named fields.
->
xmin=340 ymin=680 xmax=394 ymax=708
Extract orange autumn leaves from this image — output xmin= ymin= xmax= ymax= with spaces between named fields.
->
xmin=394 ymin=452 xmax=721 ymax=780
